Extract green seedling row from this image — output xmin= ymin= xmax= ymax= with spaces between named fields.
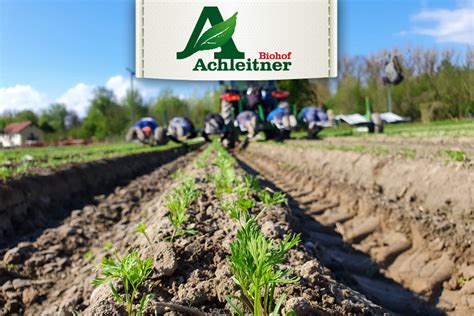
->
xmin=93 ymin=142 xmax=300 ymax=315
xmin=205 ymin=141 xmax=301 ymax=315
xmin=0 ymin=142 xmax=183 ymax=181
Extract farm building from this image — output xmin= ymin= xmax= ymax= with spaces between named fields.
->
xmin=0 ymin=121 xmax=44 ymax=148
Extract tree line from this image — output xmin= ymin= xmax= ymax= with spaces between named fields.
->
xmin=0 ymin=88 xmax=220 ymax=141
xmin=306 ymin=46 xmax=474 ymax=122
xmin=1 ymin=46 xmax=472 ymax=141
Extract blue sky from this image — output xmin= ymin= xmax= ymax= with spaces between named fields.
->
xmin=0 ymin=0 xmax=473 ymax=116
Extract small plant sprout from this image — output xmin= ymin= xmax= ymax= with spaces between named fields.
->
xmin=135 ymin=221 xmax=153 ymax=246
xmin=6 ymin=263 xmax=16 ymax=271
xmin=171 ymin=169 xmax=185 ymax=180
xmin=93 ymin=250 xmax=154 ymax=316
xmin=84 ymin=251 xmax=95 ymax=262
xmin=227 ymin=218 xmax=301 ymax=316
xmin=178 ymin=178 xmax=201 ymax=207
xmin=457 ymin=275 xmax=467 ymax=287
xmin=234 ymin=175 xmax=261 ymax=198
xmin=103 ymin=241 xmax=114 ymax=252
xmin=213 ymin=167 xmax=239 ymax=196
xmin=243 ymin=175 xmax=261 ymax=193
xmin=164 ymin=179 xmax=199 ymax=242
xmin=222 ymin=198 xmax=255 ymax=223
xmin=195 ymin=145 xmax=213 ymax=168
xmin=445 ymin=149 xmax=466 ymax=162
xmin=398 ymin=147 xmax=417 ymax=159
xmin=259 ymin=191 xmax=288 ymax=206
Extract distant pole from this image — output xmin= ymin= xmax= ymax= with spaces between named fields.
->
xmin=387 ymin=85 xmax=393 ymax=113
xmin=126 ymin=68 xmax=136 ymax=122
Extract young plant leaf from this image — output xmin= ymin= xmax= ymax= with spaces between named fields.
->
xmin=194 ymin=13 xmax=238 ymax=53
xmin=225 ymin=296 xmax=245 ymax=316
xmin=271 ymin=292 xmax=286 ymax=316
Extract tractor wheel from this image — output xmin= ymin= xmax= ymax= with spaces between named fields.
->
xmin=371 ymin=113 xmax=384 ymax=133
xmin=154 ymin=127 xmax=168 ymax=145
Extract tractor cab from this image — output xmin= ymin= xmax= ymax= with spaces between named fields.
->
xmin=218 ymin=81 xmax=297 ymax=141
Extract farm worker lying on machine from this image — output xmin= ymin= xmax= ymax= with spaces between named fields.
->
xmin=202 ymin=113 xmax=226 ymax=142
xmin=298 ymin=106 xmax=334 ymax=139
xmin=236 ymin=111 xmax=258 ymax=139
xmin=236 ymin=110 xmax=259 ymax=149
xmin=166 ymin=116 xmax=197 ymax=144
xmin=266 ymin=100 xmax=297 ymax=141
xmin=126 ymin=117 xmax=161 ymax=145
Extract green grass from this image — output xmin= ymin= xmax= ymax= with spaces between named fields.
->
xmin=384 ymin=120 xmax=474 ymax=136
xmin=0 ymin=142 xmax=191 ymax=180
xmin=292 ymin=119 xmax=474 ymax=139
xmin=397 ymin=147 xmax=417 ymax=159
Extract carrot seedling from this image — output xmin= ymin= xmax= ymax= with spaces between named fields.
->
xmin=135 ymin=221 xmax=153 ymax=246
xmin=234 ymin=175 xmax=261 ymax=198
xmin=227 ymin=218 xmax=300 ymax=316
xmin=164 ymin=179 xmax=199 ymax=242
xmin=258 ymin=191 xmax=287 ymax=206
xmin=222 ymin=198 xmax=255 ymax=223
xmin=93 ymin=250 xmax=154 ymax=316
xmin=83 ymin=251 xmax=94 ymax=262
xmin=103 ymin=241 xmax=114 ymax=252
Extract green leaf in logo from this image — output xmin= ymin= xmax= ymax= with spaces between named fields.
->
xmin=193 ymin=12 xmax=238 ymax=54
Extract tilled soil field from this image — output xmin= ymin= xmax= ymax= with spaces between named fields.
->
xmin=290 ymin=136 xmax=474 ymax=169
xmin=0 ymin=149 xmax=197 ymax=315
xmin=237 ymin=141 xmax=473 ymax=315
xmin=1 ymin=144 xmax=389 ymax=315
xmin=1 ymin=139 xmax=472 ymax=316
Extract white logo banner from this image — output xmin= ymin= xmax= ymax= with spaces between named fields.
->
xmin=136 ymin=0 xmax=337 ymax=80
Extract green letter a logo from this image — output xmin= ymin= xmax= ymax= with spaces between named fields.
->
xmin=177 ymin=7 xmax=245 ymax=60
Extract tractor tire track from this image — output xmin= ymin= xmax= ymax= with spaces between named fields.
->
xmin=236 ymin=142 xmax=473 ymax=315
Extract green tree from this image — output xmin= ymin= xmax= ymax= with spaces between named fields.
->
xmin=14 ymin=110 xmax=39 ymax=125
xmin=121 ymin=90 xmax=148 ymax=124
xmin=0 ymin=111 xmax=15 ymax=129
xmin=80 ymin=88 xmax=128 ymax=140
xmin=150 ymin=90 xmax=190 ymax=125
xmin=277 ymin=79 xmax=318 ymax=110
xmin=327 ymin=75 xmax=365 ymax=114
xmin=188 ymin=91 xmax=220 ymax=128
xmin=39 ymin=103 xmax=69 ymax=136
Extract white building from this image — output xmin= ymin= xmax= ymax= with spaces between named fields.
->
xmin=0 ymin=121 xmax=44 ymax=148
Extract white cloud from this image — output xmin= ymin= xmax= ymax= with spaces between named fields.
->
xmin=0 ymin=85 xmax=49 ymax=114
xmin=411 ymin=3 xmax=474 ymax=45
xmin=56 ymin=83 xmax=95 ymax=117
xmin=105 ymin=75 xmax=130 ymax=100
xmin=1 ymin=75 xmax=163 ymax=117
xmin=106 ymin=75 xmax=161 ymax=101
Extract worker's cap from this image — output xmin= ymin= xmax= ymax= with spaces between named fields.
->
xmin=142 ymin=126 xmax=152 ymax=136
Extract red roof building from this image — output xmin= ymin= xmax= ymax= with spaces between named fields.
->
xmin=0 ymin=121 xmax=44 ymax=147
xmin=3 ymin=121 xmax=34 ymax=134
